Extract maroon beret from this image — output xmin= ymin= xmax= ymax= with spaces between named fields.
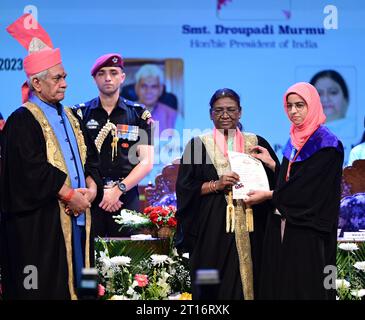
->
xmin=91 ymin=53 xmax=124 ymax=76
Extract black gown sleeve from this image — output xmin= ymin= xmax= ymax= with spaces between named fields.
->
xmin=0 ymin=108 xmax=67 ymax=213
xmin=175 ymin=137 xmax=209 ymax=252
xmin=272 ymin=147 xmax=344 ymax=232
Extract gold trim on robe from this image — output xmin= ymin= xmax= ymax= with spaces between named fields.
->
xmin=200 ymin=131 xmax=258 ymax=300
xmin=24 ymin=102 xmax=91 ymax=300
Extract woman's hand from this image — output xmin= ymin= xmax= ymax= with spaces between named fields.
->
xmin=244 ymin=190 xmax=273 ymax=206
xmin=250 ymin=146 xmax=276 ymax=171
xmin=216 ymin=171 xmax=240 ymax=191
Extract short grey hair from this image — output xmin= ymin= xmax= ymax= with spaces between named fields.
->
xmin=135 ymin=64 xmax=164 ymax=84
xmin=28 ymin=70 xmax=48 ymax=91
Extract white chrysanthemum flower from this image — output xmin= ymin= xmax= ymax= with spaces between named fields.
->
xmin=338 ymin=243 xmax=359 ymax=251
xmin=336 ymin=279 xmax=350 ymax=290
xmin=109 ymin=295 xmax=130 ymax=300
xmin=114 ymin=209 xmax=150 ymax=225
xmin=353 ymin=261 xmax=365 ymax=271
xmin=151 ymin=254 xmax=173 ymax=266
xmin=99 ymin=256 xmax=111 ymax=268
xmin=351 ymin=289 xmax=365 ymax=298
xmin=110 ymin=256 xmax=131 ymax=267
xmin=182 ymin=252 xmax=190 ymax=259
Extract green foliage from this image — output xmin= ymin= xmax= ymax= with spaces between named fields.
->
xmin=95 ymin=238 xmax=191 ymax=300
xmin=96 ymin=237 xmax=159 ymax=270
xmin=336 ymin=242 xmax=365 ymax=300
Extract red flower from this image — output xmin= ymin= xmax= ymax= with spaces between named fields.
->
xmin=149 ymin=212 xmax=159 ymax=224
xmin=167 ymin=217 xmax=177 ymax=227
xmin=142 ymin=205 xmax=177 ymax=228
xmin=135 ymin=274 xmax=149 ymax=287
xmin=168 ymin=205 xmax=176 ymax=211
xmin=143 ymin=206 xmax=153 ymax=215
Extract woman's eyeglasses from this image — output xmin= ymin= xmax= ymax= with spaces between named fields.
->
xmin=212 ymin=108 xmax=240 ymax=117
xmin=287 ymin=102 xmax=306 ymax=111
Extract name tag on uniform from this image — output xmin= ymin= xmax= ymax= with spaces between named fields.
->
xmin=86 ymin=119 xmax=99 ymax=129
xmin=117 ymin=124 xmax=139 ymax=141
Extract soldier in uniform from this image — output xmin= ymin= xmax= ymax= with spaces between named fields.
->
xmin=75 ymin=53 xmax=154 ymax=237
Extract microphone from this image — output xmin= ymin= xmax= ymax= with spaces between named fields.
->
xmin=195 ymin=269 xmax=220 ymax=300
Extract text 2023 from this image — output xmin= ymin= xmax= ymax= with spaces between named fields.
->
xmin=0 ymin=58 xmax=23 ymax=71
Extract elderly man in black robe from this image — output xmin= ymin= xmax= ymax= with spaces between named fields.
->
xmin=0 ymin=14 xmax=101 ymax=300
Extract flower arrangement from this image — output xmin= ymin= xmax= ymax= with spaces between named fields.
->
xmin=95 ymin=238 xmax=191 ymax=300
xmin=143 ymin=205 xmax=177 ymax=228
xmin=113 ymin=209 xmax=154 ymax=231
xmin=336 ymin=241 xmax=365 ymax=300
xmin=112 ymin=207 xmax=177 ymax=238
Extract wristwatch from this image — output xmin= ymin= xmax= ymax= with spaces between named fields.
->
xmin=117 ymin=181 xmax=127 ymax=194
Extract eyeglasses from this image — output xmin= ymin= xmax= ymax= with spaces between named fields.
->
xmin=211 ymin=108 xmax=240 ymax=117
xmin=286 ymin=102 xmax=306 ymax=111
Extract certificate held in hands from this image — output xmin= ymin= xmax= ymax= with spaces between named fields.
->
xmin=228 ymin=151 xmax=270 ymax=232
xmin=228 ymin=151 xmax=270 ymax=200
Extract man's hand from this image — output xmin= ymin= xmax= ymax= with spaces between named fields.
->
xmin=65 ymin=190 xmax=91 ymax=215
xmin=99 ymin=187 xmax=123 ymax=213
